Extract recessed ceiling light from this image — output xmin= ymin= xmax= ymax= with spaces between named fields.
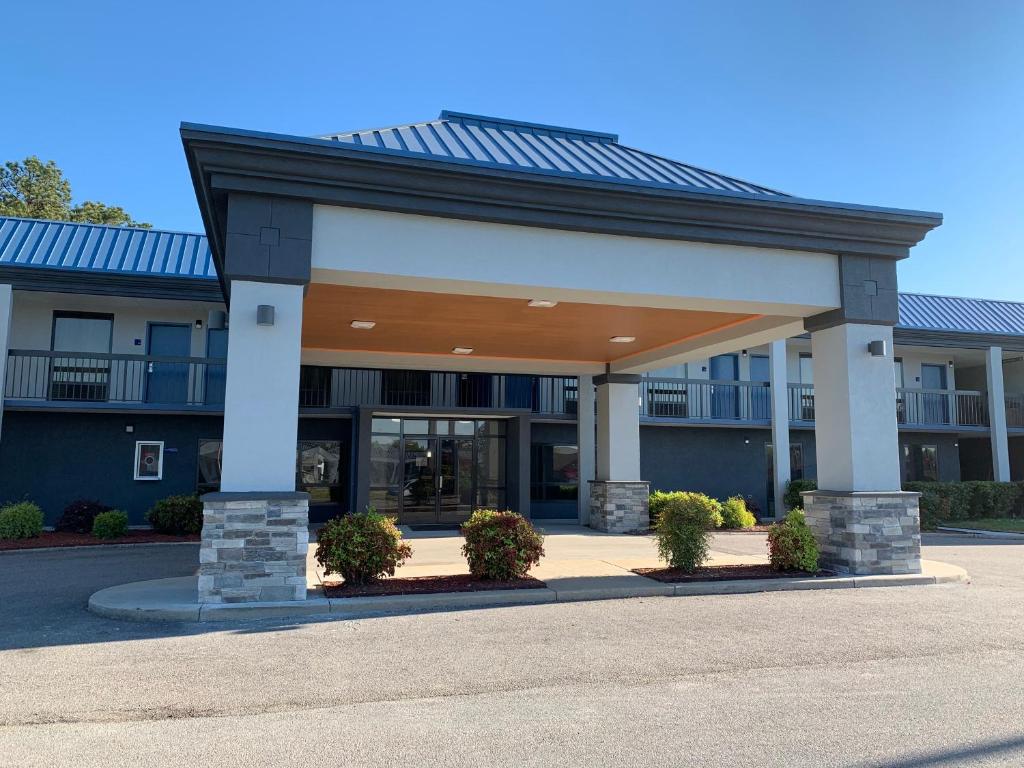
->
xmin=452 ymin=347 xmax=474 ymax=355
xmin=609 ymin=336 xmax=636 ymax=343
xmin=350 ymin=320 xmax=376 ymax=330
xmin=528 ymin=299 xmax=558 ymax=308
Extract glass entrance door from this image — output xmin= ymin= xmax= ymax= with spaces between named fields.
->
xmin=438 ymin=438 xmax=475 ymax=523
xmin=401 ymin=437 xmax=436 ymax=525
xmin=371 ymin=418 xmax=507 ymax=525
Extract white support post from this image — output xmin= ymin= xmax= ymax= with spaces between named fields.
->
xmin=768 ymin=339 xmax=790 ymax=519
xmin=0 ymin=284 xmax=11 ymax=442
xmin=986 ymin=346 xmax=1011 ymax=482
xmin=596 ymin=378 xmax=641 ymax=481
xmin=589 ymin=374 xmax=648 ymax=532
xmin=220 ymin=280 xmax=305 ymax=492
xmin=803 ymin=323 xmax=921 ymax=575
xmin=576 ymin=374 xmax=596 ymax=524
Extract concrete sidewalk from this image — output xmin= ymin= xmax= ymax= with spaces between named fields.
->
xmin=87 ymin=526 xmax=969 ymax=622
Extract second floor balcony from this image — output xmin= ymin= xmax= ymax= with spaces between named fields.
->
xmin=4 ymin=350 xmax=1017 ymax=431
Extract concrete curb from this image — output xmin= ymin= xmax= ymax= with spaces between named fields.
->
xmin=937 ymin=526 xmax=1024 ymax=540
xmin=0 ymin=541 xmax=200 ymax=556
xmin=87 ymin=563 xmax=971 ymax=623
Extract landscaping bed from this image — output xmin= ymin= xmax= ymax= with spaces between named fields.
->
xmin=323 ymin=573 xmax=547 ymax=598
xmin=0 ymin=530 xmax=200 ymax=551
xmin=632 ymin=564 xmax=830 ymax=583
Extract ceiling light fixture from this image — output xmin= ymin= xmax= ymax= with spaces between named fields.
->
xmin=609 ymin=336 xmax=636 ymax=343
xmin=350 ymin=320 xmax=376 ymax=330
xmin=528 ymin=299 xmax=558 ymax=308
xmin=452 ymin=347 xmax=474 ymax=355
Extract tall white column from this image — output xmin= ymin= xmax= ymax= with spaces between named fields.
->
xmin=595 ymin=376 xmax=641 ymax=481
xmin=811 ymin=323 xmax=900 ymax=491
xmin=804 ymin=322 xmax=920 ymax=576
xmin=220 ymin=280 xmax=305 ymax=492
xmin=0 ymin=284 xmax=11 ymax=442
xmin=576 ymin=374 xmax=596 ymax=524
xmin=986 ymin=345 xmax=1011 ymax=482
xmin=768 ymin=339 xmax=790 ymax=519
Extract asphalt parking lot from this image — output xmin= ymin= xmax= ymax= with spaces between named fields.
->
xmin=2 ymin=533 xmax=1023 ymax=767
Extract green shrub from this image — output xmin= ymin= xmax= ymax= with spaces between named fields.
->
xmin=903 ymin=482 xmax=1021 ymax=529
xmin=315 ymin=510 xmax=412 ymax=585
xmin=55 ymin=499 xmax=111 ymax=534
xmin=0 ymin=501 xmax=44 ymax=540
xmin=461 ymin=509 xmax=545 ymax=580
xmin=648 ymin=490 xmax=677 ymax=525
xmin=767 ymin=509 xmax=819 ymax=573
xmin=92 ymin=510 xmax=129 ymax=539
xmin=721 ymin=496 xmax=757 ymax=529
xmin=783 ymin=479 xmax=817 ymax=511
xmin=146 ymin=495 xmax=203 ymax=535
xmin=654 ymin=492 xmax=722 ymax=572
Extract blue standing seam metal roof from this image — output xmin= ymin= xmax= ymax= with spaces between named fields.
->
xmin=898 ymin=293 xmax=1024 ymax=336
xmin=319 ymin=110 xmax=788 ymax=198
xmin=0 ymin=216 xmax=216 ymax=280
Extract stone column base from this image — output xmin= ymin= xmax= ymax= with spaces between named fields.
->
xmin=802 ymin=490 xmax=921 ymax=575
xmin=589 ymin=480 xmax=650 ymax=533
xmin=199 ymin=492 xmax=310 ymax=603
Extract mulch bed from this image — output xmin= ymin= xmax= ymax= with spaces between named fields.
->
xmin=323 ymin=573 xmax=547 ymax=598
xmin=0 ymin=531 xmax=200 ymax=551
xmin=633 ymin=564 xmax=831 ymax=583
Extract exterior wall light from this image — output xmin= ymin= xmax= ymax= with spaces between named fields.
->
xmin=350 ymin=320 xmax=376 ymax=330
xmin=256 ymin=305 xmax=275 ymax=326
xmin=194 ymin=319 xmax=203 ymax=329
xmin=609 ymin=336 xmax=636 ymax=343
xmin=452 ymin=347 xmax=474 ymax=355
xmin=527 ymin=299 xmax=558 ymax=308
xmin=868 ymin=340 xmax=887 ymax=357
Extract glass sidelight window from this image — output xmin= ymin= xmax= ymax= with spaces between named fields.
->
xmin=531 ymin=444 xmax=579 ymax=501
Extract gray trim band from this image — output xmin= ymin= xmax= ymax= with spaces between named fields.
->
xmin=594 ymin=373 xmax=642 ymax=386
xmin=893 ymin=328 xmax=1024 ymax=352
xmin=0 ymin=266 xmax=224 ymax=302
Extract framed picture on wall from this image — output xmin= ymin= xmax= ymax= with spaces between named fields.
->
xmin=134 ymin=441 xmax=164 ymax=480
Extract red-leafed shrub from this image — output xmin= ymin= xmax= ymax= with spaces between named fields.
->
xmin=461 ymin=509 xmax=544 ymax=580
xmin=315 ymin=510 xmax=412 ymax=585
xmin=56 ymin=499 xmax=112 ymax=534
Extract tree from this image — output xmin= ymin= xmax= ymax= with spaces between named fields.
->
xmin=0 ymin=156 xmax=150 ymax=228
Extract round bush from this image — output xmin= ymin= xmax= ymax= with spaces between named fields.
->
xmin=146 ymin=495 xmax=203 ymax=535
xmin=461 ymin=509 xmax=544 ymax=580
xmin=767 ymin=509 xmax=819 ymax=573
xmin=721 ymin=496 xmax=757 ymax=529
xmin=92 ymin=510 xmax=129 ymax=539
xmin=654 ymin=492 xmax=722 ymax=572
xmin=55 ymin=499 xmax=112 ymax=534
xmin=315 ymin=510 xmax=412 ymax=585
xmin=783 ymin=480 xmax=817 ymax=511
xmin=0 ymin=501 xmax=45 ymax=540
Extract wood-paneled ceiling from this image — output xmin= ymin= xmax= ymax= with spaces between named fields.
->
xmin=302 ymin=284 xmax=761 ymax=363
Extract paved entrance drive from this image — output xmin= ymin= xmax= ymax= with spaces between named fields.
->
xmin=0 ymin=534 xmax=1020 ymax=767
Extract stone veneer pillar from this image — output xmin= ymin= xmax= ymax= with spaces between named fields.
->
xmin=589 ymin=480 xmax=650 ymax=534
xmin=199 ymin=492 xmax=310 ymax=603
xmin=802 ymin=490 xmax=922 ymax=575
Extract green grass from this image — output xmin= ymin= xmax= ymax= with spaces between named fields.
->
xmin=943 ymin=518 xmax=1024 ymax=533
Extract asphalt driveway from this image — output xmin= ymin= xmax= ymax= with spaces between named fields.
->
xmin=2 ymin=534 xmax=1023 ymax=767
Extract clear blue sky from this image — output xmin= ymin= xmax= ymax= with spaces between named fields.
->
xmin=5 ymin=1 xmax=1022 ymax=300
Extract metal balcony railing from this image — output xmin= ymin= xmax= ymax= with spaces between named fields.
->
xmin=1005 ymin=393 xmax=1024 ymax=428
xmin=5 ymin=349 xmax=226 ymax=407
xmin=788 ymin=384 xmax=815 ymax=422
xmin=896 ymin=387 xmax=987 ymax=427
xmin=640 ymin=378 xmax=772 ymax=421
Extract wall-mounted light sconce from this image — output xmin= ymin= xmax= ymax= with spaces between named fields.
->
xmin=954 ymin=442 xmax=959 ymax=448
xmin=744 ymin=438 xmax=750 ymax=445
xmin=701 ymin=366 xmax=707 ymax=373
xmin=256 ymin=305 xmax=275 ymax=326
xmin=948 ymin=360 xmax=955 ymax=368
xmin=194 ymin=319 xmax=204 ymax=330
xmin=125 ymin=424 xmax=134 ymax=434
xmin=741 ymin=349 xmax=748 ymax=357
xmin=868 ymin=340 xmax=887 ymax=357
